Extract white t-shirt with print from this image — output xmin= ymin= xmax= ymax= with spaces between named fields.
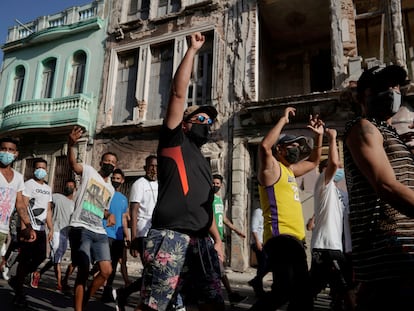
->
xmin=70 ymin=165 xmax=114 ymax=234
xmin=129 ymin=177 xmax=158 ymax=237
xmin=0 ymin=169 xmax=24 ymax=234
xmin=23 ymin=179 xmax=52 ymax=231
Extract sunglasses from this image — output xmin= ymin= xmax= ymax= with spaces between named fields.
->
xmin=190 ymin=115 xmax=214 ymax=125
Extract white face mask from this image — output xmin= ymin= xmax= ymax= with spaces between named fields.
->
xmin=368 ymin=89 xmax=402 ymax=118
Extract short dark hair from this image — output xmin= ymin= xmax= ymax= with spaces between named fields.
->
xmin=318 ymin=159 xmax=328 ymax=173
xmin=0 ymin=137 xmax=20 ymax=148
xmin=212 ymin=174 xmax=223 ymax=181
xmin=65 ymin=179 xmax=76 ymax=187
xmin=101 ymin=152 xmax=118 ymax=162
xmin=33 ymin=158 xmax=47 ymax=168
xmin=112 ymin=168 xmax=125 ymax=178
xmin=145 ymin=155 xmax=157 ymax=166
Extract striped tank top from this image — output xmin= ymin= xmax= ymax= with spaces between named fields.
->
xmin=344 ymin=117 xmax=414 ymax=282
xmin=259 ymin=163 xmax=305 ymax=244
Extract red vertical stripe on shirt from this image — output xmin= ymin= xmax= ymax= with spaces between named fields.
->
xmin=160 ymin=146 xmax=189 ymax=195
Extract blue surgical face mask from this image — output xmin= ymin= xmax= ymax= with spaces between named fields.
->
xmin=0 ymin=151 xmax=16 ymax=166
xmin=334 ymin=168 xmax=345 ymax=183
xmin=34 ymin=168 xmax=47 ymax=180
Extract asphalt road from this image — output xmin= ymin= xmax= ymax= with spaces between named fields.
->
xmin=0 ymin=260 xmax=331 ymax=311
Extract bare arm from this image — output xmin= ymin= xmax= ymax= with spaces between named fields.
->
xmin=209 ymin=214 xmax=224 ymax=262
xmin=291 ymin=115 xmax=324 ymax=177
xmin=223 ymin=215 xmax=245 ymax=238
xmin=46 ymin=202 xmax=53 ymax=242
xmin=16 ymin=192 xmax=31 ymax=228
xmin=104 ymin=210 xmax=115 ymax=227
xmin=130 ymin=202 xmax=139 ymax=241
xmin=258 ymin=107 xmax=295 ymax=186
xmin=324 ymin=128 xmax=339 ymax=184
xmin=252 ymin=231 xmax=263 ymax=251
xmin=165 ymin=32 xmax=205 ymax=129
xmin=67 ymin=126 xmax=84 ymax=175
xmin=347 ymin=119 xmax=414 ymax=217
xmin=122 ymin=210 xmax=131 ymax=247
xmin=16 ymin=192 xmax=36 ymax=242
xmin=130 ymin=202 xmax=139 ymax=257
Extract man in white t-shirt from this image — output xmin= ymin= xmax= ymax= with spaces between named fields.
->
xmin=9 ymin=158 xmax=53 ymax=307
xmin=113 ymin=155 xmax=158 ymax=311
xmin=68 ymin=126 xmax=116 ymax=311
xmin=310 ymin=128 xmax=354 ymax=310
xmin=0 ymin=137 xmax=27 ymax=280
xmin=37 ymin=179 xmax=76 ymax=292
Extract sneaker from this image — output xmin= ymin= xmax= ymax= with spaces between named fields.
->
xmin=7 ymin=249 xmax=19 ymax=268
xmin=56 ymin=285 xmax=62 ymax=293
xmin=30 ymin=272 xmax=40 ymax=288
xmin=228 ymin=292 xmax=247 ymax=305
xmin=113 ymin=288 xmax=127 ymax=311
xmin=2 ymin=266 xmax=10 ymax=281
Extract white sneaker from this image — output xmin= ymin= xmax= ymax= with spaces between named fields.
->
xmin=2 ymin=266 xmax=10 ymax=281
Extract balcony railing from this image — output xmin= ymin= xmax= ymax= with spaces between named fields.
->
xmin=6 ymin=0 xmax=104 ymax=43
xmin=0 ymin=94 xmax=93 ymax=132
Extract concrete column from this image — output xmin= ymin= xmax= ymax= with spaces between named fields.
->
xmin=389 ymin=0 xmax=407 ymax=68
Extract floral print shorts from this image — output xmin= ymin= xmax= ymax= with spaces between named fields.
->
xmin=141 ymin=228 xmax=224 ymax=311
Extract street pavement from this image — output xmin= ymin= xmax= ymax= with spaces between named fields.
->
xmin=0 ymin=257 xmax=331 ymax=310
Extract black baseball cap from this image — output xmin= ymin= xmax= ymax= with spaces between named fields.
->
xmin=357 ymin=65 xmax=409 ymax=96
xmin=183 ymin=105 xmax=218 ymax=121
xmin=277 ymin=134 xmax=307 ymax=146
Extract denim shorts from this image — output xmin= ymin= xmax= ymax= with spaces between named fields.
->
xmin=51 ymin=228 xmax=70 ymax=264
xmin=141 ymin=228 xmax=224 ymax=311
xmin=69 ymin=227 xmax=111 ymax=267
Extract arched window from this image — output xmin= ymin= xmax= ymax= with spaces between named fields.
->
xmin=71 ymin=51 xmax=86 ymax=94
xmin=41 ymin=58 xmax=56 ymax=98
xmin=13 ymin=65 xmax=25 ymax=102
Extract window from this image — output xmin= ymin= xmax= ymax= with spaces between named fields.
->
xmin=53 ymin=156 xmax=72 ymax=193
xmin=114 ymin=52 xmax=139 ymax=123
xmin=129 ymin=0 xmax=150 ymax=19
xmin=158 ymin=0 xmax=180 ymax=16
xmin=71 ymin=51 xmax=86 ymax=94
xmin=354 ymin=0 xmax=390 ymax=64
xmin=110 ymin=31 xmax=215 ymax=124
xmin=12 ymin=65 xmax=25 ymax=102
xmin=187 ymin=33 xmax=213 ymax=106
xmin=147 ymin=42 xmax=174 ymax=120
xmin=41 ymin=58 xmax=56 ymax=98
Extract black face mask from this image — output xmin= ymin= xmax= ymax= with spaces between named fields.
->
xmin=101 ymin=163 xmax=115 ymax=177
xmin=112 ymin=181 xmax=121 ymax=189
xmin=63 ymin=187 xmax=74 ymax=196
xmin=187 ymin=123 xmax=210 ymax=147
xmin=285 ymin=147 xmax=300 ymax=164
xmin=213 ymin=186 xmax=221 ymax=194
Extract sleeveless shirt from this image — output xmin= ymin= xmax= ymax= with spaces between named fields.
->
xmin=344 ymin=117 xmax=414 ymax=282
xmin=259 ymin=163 xmax=305 ymax=244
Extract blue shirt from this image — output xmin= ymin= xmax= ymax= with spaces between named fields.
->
xmin=103 ymin=191 xmax=128 ymax=240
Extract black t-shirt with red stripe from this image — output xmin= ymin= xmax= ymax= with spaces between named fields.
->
xmin=151 ymin=123 xmax=214 ymax=237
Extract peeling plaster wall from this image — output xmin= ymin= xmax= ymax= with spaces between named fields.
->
xmin=95 ymin=0 xmax=259 ymax=271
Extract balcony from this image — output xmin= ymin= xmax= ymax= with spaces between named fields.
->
xmin=4 ymin=0 xmax=104 ymax=44
xmin=0 ymin=94 xmax=93 ymax=134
